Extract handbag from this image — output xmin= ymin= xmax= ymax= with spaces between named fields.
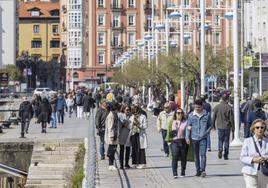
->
xmin=252 ymin=137 xmax=268 ymax=176
xmin=170 ymin=122 xmax=180 ymax=138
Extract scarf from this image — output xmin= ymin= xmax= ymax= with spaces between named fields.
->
xmin=131 ymin=113 xmax=140 ymax=135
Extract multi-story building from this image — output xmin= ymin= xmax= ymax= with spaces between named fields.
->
xmin=61 ymin=0 xmax=85 ymax=90
xmin=0 ymin=0 xmax=17 ymax=67
xmin=18 ymin=0 xmax=61 ymax=62
xmin=62 ymin=0 xmax=233 ymax=88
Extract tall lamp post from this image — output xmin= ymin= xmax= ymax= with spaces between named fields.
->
xmin=200 ymin=0 xmax=206 ymax=95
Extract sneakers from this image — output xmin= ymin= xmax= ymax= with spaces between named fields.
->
xmin=108 ymin=165 xmax=117 ymax=171
xmin=207 ymin=148 xmax=212 ymax=152
xmin=201 ymin=171 xmax=206 ymax=178
xmin=174 ymin=175 xmax=178 ymax=179
xmin=180 ymin=171 xmax=185 ymax=177
xmin=125 ymin=164 xmax=131 ymax=169
xmin=136 ymin=164 xmax=146 ymax=169
xmin=218 ymin=150 xmax=223 ymax=159
xmin=195 ymin=172 xmax=201 ymax=177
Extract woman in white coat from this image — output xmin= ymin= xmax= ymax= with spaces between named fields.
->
xmin=129 ymin=105 xmax=148 ymax=169
xmin=240 ymin=119 xmax=268 ymax=188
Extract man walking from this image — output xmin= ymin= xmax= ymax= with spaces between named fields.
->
xmin=212 ymin=95 xmax=234 ymax=160
xmin=95 ymin=100 xmax=108 ymax=160
xmin=76 ymin=90 xmax=84 ymax=118
xmin=82 ymin=92 xmax=96 ymax=119
xmin=201 ymin=94 xmax=212 ymax=152
xmin=186 ymin=99 xmax=211 ymax=177
xmin=157 ymin=102 xmax=174 ymax=157
xmin=19 ymin=96 xmax=33 ymax=136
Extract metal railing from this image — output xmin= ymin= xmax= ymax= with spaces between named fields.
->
xmin=83 ymin=109 xmax=97 ymax=188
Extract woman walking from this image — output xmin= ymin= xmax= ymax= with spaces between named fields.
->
xmin=240 ymin=119 xmax=268 ymax=188
xmin=166 ymin=108 xmax=188 ymax=178
xmin=129 ymin=105 xmax=148 ymax=169
xmin=118 ymin=104 xmax=131 ymax=169
xmin=105 ymin=102 xmax=119 ymax=170
xmin=38 ymin=98 xmax=52 ymax=133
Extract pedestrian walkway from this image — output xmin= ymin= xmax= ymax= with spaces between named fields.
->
xmin=0 ymin=115 xmax=90 ymax=142
xmin=96 ymin=114 xmax=245 ymax=188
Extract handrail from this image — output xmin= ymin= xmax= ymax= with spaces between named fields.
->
xmin=83 ymin=109 xmax=97 ymax=188
xmin=0 ymin=163 xmax=28 ymax=178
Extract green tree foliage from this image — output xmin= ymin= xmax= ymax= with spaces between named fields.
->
xmin=0 ymin=64 xmax=22 ymax=81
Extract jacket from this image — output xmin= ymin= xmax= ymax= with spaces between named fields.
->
xmin=186 ymin=110 xmax=211 ymax=141
xmin=212 ymin=101 xmax=234 ymax=130
xmin=104 ymin=111 xmax=119 ymax=145
xmin=248 ymin=109 xmax=267 ymax=127
xmin=118 ymin=112 xmax=131 ymax=146
xmin=50 ymin=97 xmax=58 ymax=112
xmin=56 ymin=96 xmax=66 ymax=111
xmin=166 ymin=120 xmax=187 ymax=143
xmin=129 ymin=114 xmax=148 ymax=149
xmin=95 ymin=107 xmax=108 ymax=130
xmin=240 ymin=136 xmax=268 ymax=175
xmin=19 ymin=101 xmax=33 ymax=120
xmin=156 ymin=111 xmax=174 ymax=131
xmin=82 ymin=95 xmax=96 ymax=112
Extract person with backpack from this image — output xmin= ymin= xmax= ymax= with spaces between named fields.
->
xmin=76 ymin=90 xmax=84 ymax=118
xmin=82 ymin=92 xmax=96 ymax=119
xmin=105 ymin=102 xmax=119 ymax=171
xmin=248 ymin=99 xmax=267 ymax=131
xmin=19 ymin=96 xmax=33 ymax=136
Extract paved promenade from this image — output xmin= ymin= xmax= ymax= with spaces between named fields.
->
xmin=96 ymin=114 xmax=245 ymax=188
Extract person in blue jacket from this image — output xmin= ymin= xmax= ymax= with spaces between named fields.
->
xmin=56 ymin=92 xmax=67 ymax=124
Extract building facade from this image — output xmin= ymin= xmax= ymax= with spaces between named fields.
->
xmin=19 ymin=0 xmax=61 ymax=62
xmin=0 ymin=0 xmax=17 ymax=67
xmin=61 ymin=0 xmax=233 ymax=89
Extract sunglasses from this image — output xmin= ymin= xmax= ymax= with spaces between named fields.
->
xmin=255 ymin=126 xmax=265 ymax=130
xmin=125 ymin=109 xmax=130 ymax=111
xmin=176 ymin=111 xmax=183 ymax=114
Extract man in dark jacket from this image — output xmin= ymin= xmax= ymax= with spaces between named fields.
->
xmin=248 ymin=99 xmax=266 ymax=131
xmin=95 ymin=100 xmax=108 ymax=160
xmin=212 ymin=95 xmax=234 ymax=160
xmin=82 ymin=92 xmax=96 ymax=119
xmin=19 ymin=97 xmax=33 ymax=136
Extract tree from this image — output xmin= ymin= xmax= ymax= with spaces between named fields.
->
xmin=4 ymin=65 xmax=22 ymax=81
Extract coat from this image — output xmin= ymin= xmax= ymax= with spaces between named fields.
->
xmin=212 ymin=101 xmax=234 ymax=130
xmin=240 ymin=135 xmax=268 ymax=175
xmin=118 ymin=113 xmax=131 ymax=146
xmin=19 ymin=101 xmax=33 ymax=120
xmin=56 ymin=96 xmax=66 ymax=111
xmin=38 ymin=103 xmax=52 ymax=123
xmin=129 ymin=114 xmax=148 ymax=149
xmin=82 ymin=95 xmax=96 ymax=112
xmin=156 ymin=111 xmax=174 ymax=131
xmin=104 ymin=112 xmax=119 ymax=145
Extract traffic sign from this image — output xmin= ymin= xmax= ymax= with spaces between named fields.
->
xmin=0 ymin=73 xmax=9 ymax=87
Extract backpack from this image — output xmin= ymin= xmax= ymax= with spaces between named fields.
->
xmin=76 ymin=94 xmax=83 ymax=105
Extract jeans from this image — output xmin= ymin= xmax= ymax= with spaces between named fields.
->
xmin=68 ymin=106 xmax=73 ymax=117
xmin=207 ymin=131 xmax=211 ymax=149
xmin=77 ymin=106 xmax=83 ymax=118
xmin=161 ymin=129 xmax=169 ymax=155
xmin=107 ymin=145 xmax=117 ymax=166
xmin=192 ymin=138 xmax=207 ymax=173
xmin=171 ymin=139 xmax=187 ymax=176
xmin=99 ymin=130 xmax=105 ymax=158
xmin=51 ymin=112 xmax=57 ymax=128
xmin=119 ymin=145 xmax=130 ymax=167
xmin=244 ymin=123 xmax=251 ymax=138
xmin=218 ymin=129 xmax=231 ymax=158
xmin=57 ymin=110 xmax=64 ymax=124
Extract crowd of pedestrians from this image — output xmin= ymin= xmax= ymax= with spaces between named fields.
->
xmin=18 ymin=89 xmax=97 ymax=135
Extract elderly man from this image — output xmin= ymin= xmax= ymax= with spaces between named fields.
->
xmin=19 ymin=96 xmax=33 ymax=136
xmin=157 ymin=102 xmax=174 ymax=157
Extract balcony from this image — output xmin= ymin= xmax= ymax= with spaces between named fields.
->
xmin=144 ymin=23 xmax=151 ymax=31
xmin=110 ymin=4 xmax=123 ymax=11
xmin=110 ymin=22 xmax=125 ymax=31
xmin=111 ymin=41 xmax=124 ymax=49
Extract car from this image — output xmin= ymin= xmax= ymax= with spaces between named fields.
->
xmin=33 ymin=88 xmax=57 ymax=97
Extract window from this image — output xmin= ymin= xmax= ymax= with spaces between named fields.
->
xmin=112 ymin=32 xmax=120 ymax=46
xmin=52 ymin=25 xmax=59 ymax=33
xmin=98 ymin=51 xmax=105 ymax=64
xmin=184 ymin=0 xmax=190 ymax=6
xmin=98 ymin=14 xmax=105 ymax=26
xmin=98 ymin=0 xmax=104 ymax=7
xmin=33 ymin=25 xmax=40 ymax=33
xmin=97 ymin=32 xmax=105 ymax=45
xmin=128 ymin=14 xmax=135 ymax=26
xmin=128 ymin=32 xmax=135 ymax=45
xmin=113 ymin=15 xmax=120 ymax=27
xmin=214 ymin=15 xmax=220 ymax=26
xmin=184 ymin=34 xmax=191 ymax=45
xmin=184 ymin=14 xmax=190 ymax=26
xmin=50 ymin=10 xmax=59 ymax=16
xmin=112 ymin=0 xmax=119 ymax=7
xmin=31 ymin=40 xmax=42 ymax=48
xmin=213 ymin=32 xmax=221 ymax=45
xmin=31 ymin=11 xmax=40 ymax=16
xmin=50 ymin=40 xmax=60 ymax=48
xmin=69 ymin=30 xmax=82 ymax=47
xmin=128 ymin=0 xmax=135 ymax=7
xmin=73 ymin=72 xmax=79 ymax=79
